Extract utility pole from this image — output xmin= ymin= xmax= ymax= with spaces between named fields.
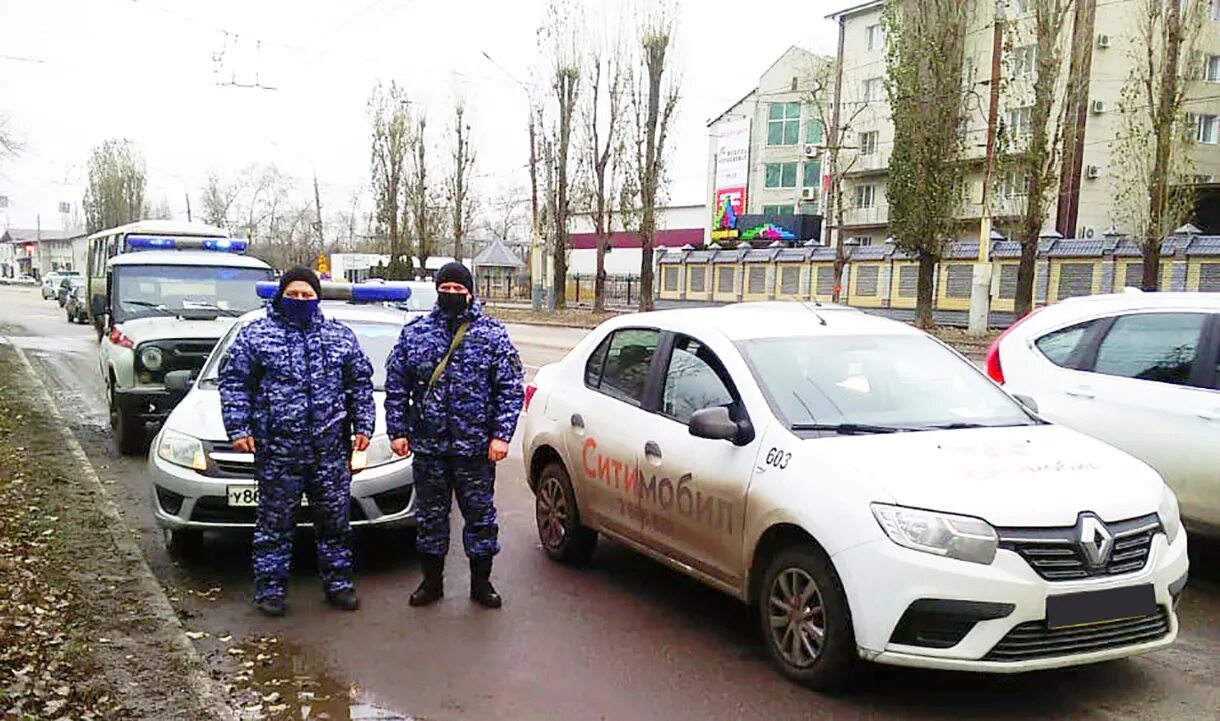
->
xmin=184 ymin=192 xmax=193 ymax=222
xmin=313 ymin=172 xmax=325 ymax=246
xmin=969 ymin=2 xmax=1005 ymax=336
xmin=528 ymin=101 xmax=544 ymax=310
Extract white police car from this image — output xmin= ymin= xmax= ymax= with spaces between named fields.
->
xmin=147 ymin=282 xmax=421 ymax=556
xmin=522 ymin=302 xmax=1188 ymax=690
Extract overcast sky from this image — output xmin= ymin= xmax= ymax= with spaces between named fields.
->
xmin=0 ymin=0 xmax=840 ymax=231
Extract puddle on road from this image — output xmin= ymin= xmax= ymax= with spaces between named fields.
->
xmin=229 ymin=636 xmax=415 ymax=721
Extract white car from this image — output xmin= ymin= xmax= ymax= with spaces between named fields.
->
xmin=986 ymin=290 xmax=1220 ymax=538
xmin=522 ymin=302 xmax=1188 ymax=690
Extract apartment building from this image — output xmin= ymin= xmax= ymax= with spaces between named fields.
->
xmin=827 ymin=0 xmax=1220 ymax=247
xmin=706 ymin=46 xmax=836 ymax=245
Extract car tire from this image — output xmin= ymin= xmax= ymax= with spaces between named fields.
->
xmin=110 ymin=389 xmax=146 ymax=455
xmin=534 ymin=461 xmax=597 ymax=564
xmin=758 ymin=545 xmax=858 ymax=692
xmin=165 ymin=529 xmax=204 ymax=560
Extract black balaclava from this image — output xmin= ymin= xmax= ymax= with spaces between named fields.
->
xmin=275 ymin=266 xmax=322 ymax=326
xmin=275 ymin=266 xmax=322 ymax=303
xmin=434 ymin=262 xmax=473 ymax=318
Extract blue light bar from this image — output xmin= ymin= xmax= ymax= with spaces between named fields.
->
xmin=125 ymin=235 xmax=249 ymax=253
xmin=256 ymin=281 xmax=413 ymax=303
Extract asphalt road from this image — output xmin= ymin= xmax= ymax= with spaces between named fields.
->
xmin=2 ymin=285 xmax=1218 ymax=721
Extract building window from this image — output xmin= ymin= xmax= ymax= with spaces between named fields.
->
xmin=1057 ymin=263 xmax=1094 ymax=299
xmin=1000 ymin=170 xmax=1029 ymax=198
xmin=1196 ymin=114 xmax=1219 ymax=144
xmin=767 ymin=102 xmax=801 ymax=146
xmin=663 ymin=266 xmax=680 ymax=292
xmin=1011 ymin=45 xmax=1037 ymax=78
xmin=765 ymin=162 xmax=799 ymax=188
xmin=998 ymin=264 xmax=1018 ymax=299
xmin=689 ymin=266 xmax=707 ymax=293
xmin=854 ymin=265 xmax=880 ymax=296
xmin=747 ymin=266 xmax=767 ymax=294
xmin=945 ymin=265 xmax=973 ymax=299
xmin=855 ymin=184 xmax=876 ymax=209
xmin=859 ymin=131 xmax=879 ymax=155
xmin=897 ymin=265 xmax=918 ymax=298
xmin=816 ymin=265 xmax=836 ymax=295
xmin=1005 ymin=106 xmax=1033 ymax=137
xmin=849 ymin=236 xmax=873 ymax=246
xmin=803 ymin=160 xmax=822 ymax=188
xmin=1011 ymin=0 xmax=1032 ymax=16
xmin=762 ymin=204 xmax=795 ymax=215
xmin=717 ymin=266 xmax=736 ymax=293
xmin=806 ymin=116 xmax=825 ymax=144
xmin=780 ymin=266 xmax=800 ymax=295
xmin=1207 ymin=55 xmax=1220 ymax=82
xmin=863 ymin=77 xmax=885 ymax=103
xmin=1212 ymin=0 xmax=1220 ymax=21
xmin=866 ymin=24 xmax=886 ymax=51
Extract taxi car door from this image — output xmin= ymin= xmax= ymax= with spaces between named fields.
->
xmin=625 ymin=333 xmax=758 ymax=588
xmin=554 ymin=327 xmax=662 ymax=533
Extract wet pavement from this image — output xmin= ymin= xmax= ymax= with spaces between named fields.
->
xmin=2 ymin=285 xmax=1219 ymax=721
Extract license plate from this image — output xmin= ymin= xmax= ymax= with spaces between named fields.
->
xmin=1045 ymin=584 xmax=1157 ymax=630
xmin=226 ymin=486 xmax=309 ymax=508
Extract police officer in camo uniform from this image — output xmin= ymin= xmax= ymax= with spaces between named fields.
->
xmin=220 ymin=267 xmax=376 ymax=617
xmin=385 ymin=262 xmax=524 ymax=609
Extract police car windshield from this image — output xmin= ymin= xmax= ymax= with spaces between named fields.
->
xmin=112 ymin=265 xmax=273 ymax=322
xmin=740 ymin=334 xmax=1035 ymax=431
xmin=199 ymin=319 xmax=401 ymax=392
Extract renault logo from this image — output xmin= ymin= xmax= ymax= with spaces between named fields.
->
xmin=1078 ymin=514 xmax=1114 ymax=567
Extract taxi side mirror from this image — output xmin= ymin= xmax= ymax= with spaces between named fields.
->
xmin=165 ymin=370 xmax=195 ymax=393
xmin=689 ymin=406 xmax=740 ymax=442
xmin=1013 ymin=394 xmax=1039 ymax=415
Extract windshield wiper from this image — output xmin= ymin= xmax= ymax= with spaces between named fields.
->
xmin=182 ymin=302 xmax=243 ymax=317
xmin=920 ymin=421 xmax=1033 ymax=430
xmin=790 ymin=422 xmax=914 ymax=435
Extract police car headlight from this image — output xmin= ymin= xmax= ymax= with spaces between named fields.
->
xmin=1159 ymin=486 xmax=1182 ymax=545
xmin=351 ymin=435 xmax=398 ymax=471
xmin=140 ymin=346 xmax=164 ymax=371
xmin=871 ymin=503 xmax=998 ymax=565
xmin=157 ymin=430 xmax=207 ymax=471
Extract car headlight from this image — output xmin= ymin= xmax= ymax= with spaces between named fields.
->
xmin=1159 ymin=486 xmax=1182 ymax=546
xmin=140 ymin=346 xmax=164 ymax=371
xmin=157 ymin=429 xmax=207 ymax=471
xmin=871 ymin=503 xmax=998 ymax=565
xmin=351 ymin=435 xmax=401 ymax=471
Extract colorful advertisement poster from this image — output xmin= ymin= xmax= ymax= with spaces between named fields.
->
xmin=713 ymin=119 xmax=751 ymax=234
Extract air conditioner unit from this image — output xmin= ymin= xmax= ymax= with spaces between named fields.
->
xmin=1086 ymin=165 xmax=1101 ymax=179
xmin=803 ymin=143 xmax=822 ymax=158
xmin=1091 ymin=100 xmax=1107 ymax=114
xmin=1083 ymin=226 xmax=1097 ymax=239
xmin=801 ymin=187 xmax=818 ymax=201
xmin=1097 ymin=34 xmax=1111 ymax=49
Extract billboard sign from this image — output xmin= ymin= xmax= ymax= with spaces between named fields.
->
xmin=713 ymin=119 xmax=751 ymax=236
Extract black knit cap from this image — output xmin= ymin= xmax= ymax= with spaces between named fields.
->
xmin=435 ymin=261 xmax=474 ymax=295
xmin=276 ymin=266 xmax=322 ymax=302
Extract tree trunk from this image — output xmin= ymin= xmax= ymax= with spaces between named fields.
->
xmin=915 ymin=252 xmax=936 ymax=330
xmin=1141 ymin=248 xmax=1162 ymax=292
xmin=594 ymin=238 xmax=608 ymax=311
xmin=1014 ymin=238 xmax=1038 ymax=317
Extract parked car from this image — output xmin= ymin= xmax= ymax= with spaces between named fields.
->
xmin=42 ymin=272 xmax=65 ymax=299
xmin=14 ymin=274 xmax=38 ymax=286
xmin=986 ymin=290 xmax=1220 ymax=538
xmin=65 ymin=285 xmax=90 ymax=324
xmin=522 ymin=302 xmax=1187 ymax=690
xmin=147 ymin=286 xmax=425 ymax=556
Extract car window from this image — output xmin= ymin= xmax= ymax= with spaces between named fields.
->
xmin=585 ymin=335 xmax=611 ymax=387
xmin=662 ymin=337 xmax=734 ymax=424
xmin=1092 ymin=312 xmax=1206 ymax=386
xmin=1034 ymin=320 xmax=1096 ymax=367
xmin=590 ymin=329 xmax=659 ymax=407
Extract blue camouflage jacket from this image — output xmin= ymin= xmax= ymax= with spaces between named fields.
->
xmin=384 ymin=300 xmax=524 ymax=457
xmin=219 ymin=303 xmax=376 ymax=455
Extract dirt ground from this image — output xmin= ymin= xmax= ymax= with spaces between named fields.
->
xmin=0 ymin=343 xmax=227 ymax=721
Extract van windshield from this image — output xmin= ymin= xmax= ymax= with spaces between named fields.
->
xmin=111 ymin=265 xmax=272 ymax=322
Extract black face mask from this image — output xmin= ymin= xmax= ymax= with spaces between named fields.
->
xmin=437 ymin=291 xmax=469 ymax=317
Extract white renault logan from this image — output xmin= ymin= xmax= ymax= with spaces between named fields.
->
xmin=522 ymin=303 xmax=1188 ymax=690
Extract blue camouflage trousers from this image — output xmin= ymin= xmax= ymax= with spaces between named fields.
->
xmin=253 ymin=450 xmax=355 ymax=602
xmin=413 ymin=454 xmax=499 ymax=559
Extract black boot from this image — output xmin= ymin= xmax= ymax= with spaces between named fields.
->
xmin=255 ymin=596 xmax=286 ymax=617
xmin=409 ymin=554 xmax=445 ymax=607
xmin=470 ymin=557 xmax=502 ymax=609
xmin=325 ymin=588 xmax=360 ymax=611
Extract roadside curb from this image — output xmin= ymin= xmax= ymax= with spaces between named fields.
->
xmin=7 ymin=340 xmax=236 ymax=721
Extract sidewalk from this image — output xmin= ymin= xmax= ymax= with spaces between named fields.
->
xmin=0 ymin=342 xmax=232 ymax=720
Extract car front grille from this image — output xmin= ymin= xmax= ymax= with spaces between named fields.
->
xmin=189 ymin=496 xmax=368 ymax=525
xmin=997 ymin=514 xmax=1160 ymax=582
xmin=984 ymin=609 xmax=1170 ymax=662
xmin=137 ymin=339 xmax=218 ymax=382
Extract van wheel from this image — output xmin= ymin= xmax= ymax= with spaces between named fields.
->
xmin=110 ymin=389 xmax=146 ymax=455
xmin=758 ymin=545 xmax=858 ymax=692
xmin=534 ymin=461 xmax=597 ymax=564
xmin=165 ymin=529 xmax=204 ymax=560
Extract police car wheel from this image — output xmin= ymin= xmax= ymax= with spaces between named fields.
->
xmin=110 ymin=389 xmax=146 ymax=456
xmin=165 ymin=529 xmax=204 ymax=560
xmin=758 ymin=545 xmax=857 ymax=692
xmin=535 ymin=462 xmax=597 ymax=564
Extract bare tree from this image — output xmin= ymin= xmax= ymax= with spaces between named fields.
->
xmin=623 ymin=1 xmax=681 ymax=312
xmin=200 ymin=171 xmax=244 ymax=229
xmin=480 ymin=184 xmax=528 ymax=242
xmin=407 ymin=112 xmax=438 ymax=276
xmin=579 ymin=11 xmax=628 ymax=311
xmin=1111 ymin=0 xmax=1208 ymax=290
xmin=538 ymin=0 xmax=583 ymax=309
xmin=883 ymin=0 xmax=972 ymax=329
xmin=1000 ymin=0 xmax=1078 ymax=316
xmin=83 ymin=139 xmax=148 ymax=233
xmin=368 ymin=81 xmax=413 ymax=279
xmin=0 ymin=115 xmax=22 ymax=168
xmin=445 ymin=98 xmax=478 ymax=262
xmin=149 ymin=197 xmax=174 ymax=220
